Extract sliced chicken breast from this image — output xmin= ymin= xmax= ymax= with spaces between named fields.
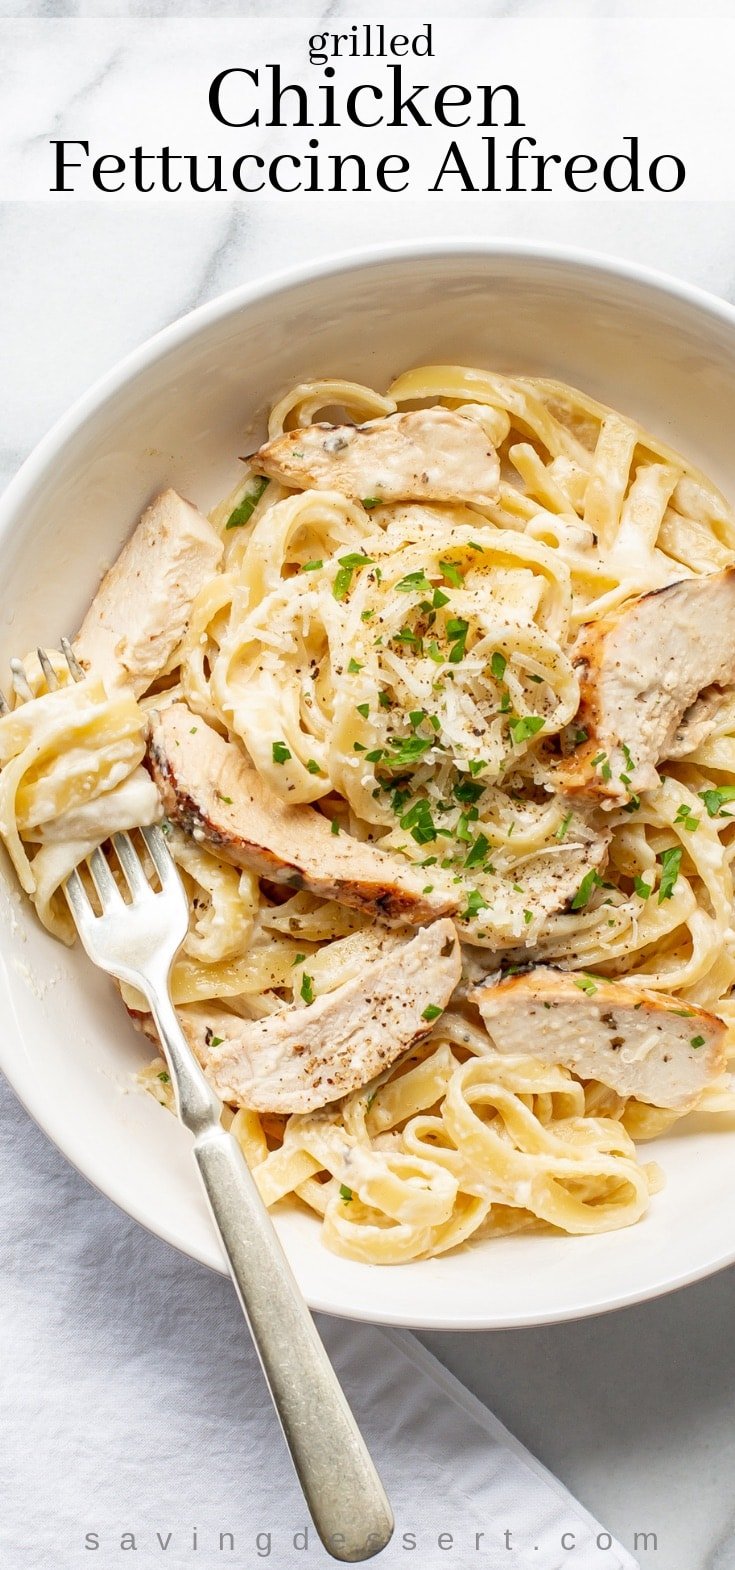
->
xmin=147 ymin=703 xmax=458 ymax=924
xmin=74 ymin=489 xmax=223 ymax=697
xmin=665 ymin=685 xmax=730 ymax=760
xmin=471 ymin=966 xmax=727 ymax=1109
xmin=161 ymin=920 xmax=461 ymax=1113
xmin=252 ymin=408 xmax=500 ymax=507
xmin=558 ymin=569 xmax=735 ymax=801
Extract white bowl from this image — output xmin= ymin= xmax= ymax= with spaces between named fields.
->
xmin=3 ymin=240 xmax=735 ymax=1330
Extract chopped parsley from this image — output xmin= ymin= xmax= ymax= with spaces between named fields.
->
xmin=674 ymin=803 xmax=699 ymax=833
xmin=396 ymin=569 xmax=433 ymax=593
xmin=293 ymin=953 xmax=306 ymax=966
xmin=591 ymin=751 xmax=612 ymax=781
xmin=386 ymin=735 xmax=433 ymax=768
xmin=569 ymin=726 xmax=589 ymax=747
xmin=490 ymin=651 xmax=507 ymax=681
xmin=333 ymin=553 xmax=374 ymax=601
xmin=272 ymin=741 xmax=291 ymax=764
xmin=464 ymin=833 xmax=490 ymax=869
xmin=523 ymin=909 xmax=533 ymax=925
xmin=157 ymin=1070 xmax=170 ymax=1084
xmin=356 ymin=702 xmax=370 ymax=719
xmin=446 ymin=616 xmax=469 ymax=664
xmin=225 ymin=476 xmax=269 ymax=529
xmin=571 ymin=869 xmax=603 ymax=910
xmin=574 ymin=975 xmax=599 ymax=996
xmin=300 ymin=973 xmax=315 ymax=1005
xmin=306 ymin=759 xmax=322 ymax=775
xmin=361 ymin=497 xmax=381 ymax=510
xmin=390 ymin=786 xmax=411 ymax=815
xmin=301 ymin=558 xmax=323 ymax=572
xmin=347 ymin=658 xmax=363 ymax=673
xmin=509 ymin=714 xmax=545 ymax=745
xmin=399 ymin=798 xmax=437 ymax=845
xmin=633 ymin=876 xmax=653 ymax=900
xmin=556 ymin=811 xmax=573 ymax=841
xmin=690 ymin=1035 xmax=705 ymax=1049
xmin=657 ymin=845 xmax=683 ymax=903
xmin=339 ymin=1183 xmax=354 ymax=1202
xmin=330 ymin=818 xmax=340 ymax=835
xmin=210 ymin=1036 xmax=224 ymax=1049
xmin=455 ymin=811 xmax=475 ymax=843
xmin=462 ymin=889 xmax=488 ymax=921
xmin=699 ymin=786 xmax=735 ymax=818
xmin=216 ymin=793 xmax=233 ymax=805
xmin=422 ymin=1004 xmax=443 ymax=1022
xmin=439 ymin=559 xmax=464 ymax=588
xmin=453 ymin=777 xmax=485 ymax=805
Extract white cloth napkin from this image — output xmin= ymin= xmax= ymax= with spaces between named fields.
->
xmin=0 ymin=1076 xmax=637 ymax=1570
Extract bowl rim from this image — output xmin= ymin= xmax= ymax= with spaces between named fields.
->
xmin=3 ymin=235 xmax=735 ymax=1330
xmin=4 ymin=234 xmax=735 ymax=530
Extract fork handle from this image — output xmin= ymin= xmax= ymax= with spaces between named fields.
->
xmin=147 ymin=986 xmax=393 ymax=1564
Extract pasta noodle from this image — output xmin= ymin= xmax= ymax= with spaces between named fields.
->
xmin=3 ymin=365 xmax=735 ymax=1265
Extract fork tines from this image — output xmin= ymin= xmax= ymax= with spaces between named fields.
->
xmin=0 ymin=639 xmax=83 ymax=714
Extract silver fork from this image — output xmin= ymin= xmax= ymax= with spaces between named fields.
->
xmin=2 ymin=644 xmax=393 ymax=1566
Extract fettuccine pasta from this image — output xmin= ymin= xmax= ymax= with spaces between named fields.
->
xmin=4 ymin=366 xmax=735 ymax=1265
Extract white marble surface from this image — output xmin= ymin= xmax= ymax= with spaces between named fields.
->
xmin=2 ymin=6 xmax=735 ymax=1569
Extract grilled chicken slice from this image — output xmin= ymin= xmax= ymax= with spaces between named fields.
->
xmin=252 ymin=407 xmax=500 ymax=507
xmin=665 ymin=685 xmax=730 ymax=760
xmin=472 ymin=966 xmax=727 ymax=1109
xmin=558 ymin=570 xmax=735 ymax=801
xmin=74 ymin=489 xmax=223 ymax=697
xmin=147 ymin=703 xmax=458 ymax=924
xmin=166 ymin=920 xmax=461 ymax=1113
